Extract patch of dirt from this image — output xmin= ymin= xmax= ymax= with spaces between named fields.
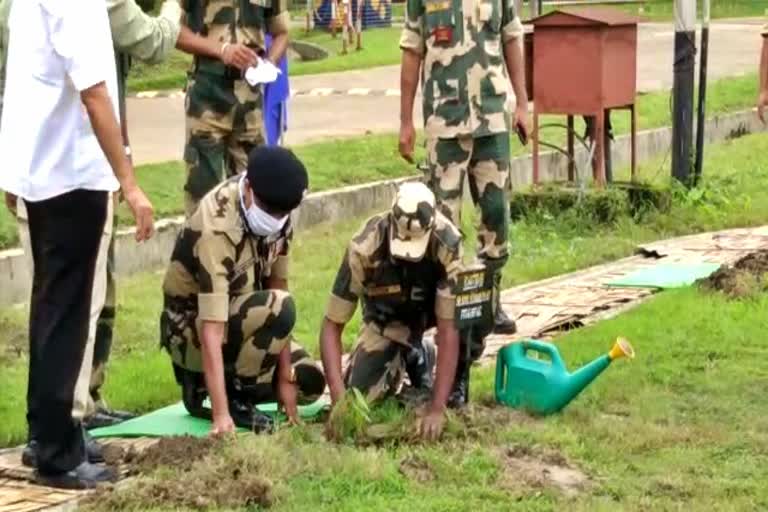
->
xmin=124 ymin=436 xmax=221 ymax=474
xmin=699 ymin=250 xmax=768 ymax=298
xmin=498 ymin=444 xmax=590 ymax=497
xmin=398 ymin=454 xmax=435 ymax=482
xmin=448 ymin=403 xmax=533 ymax=441
xmin=84 ymin=436 xmax=275 ymax=511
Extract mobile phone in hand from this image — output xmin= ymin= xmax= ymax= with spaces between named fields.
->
xmin=515 ymin=121 xmax=529 ymax=146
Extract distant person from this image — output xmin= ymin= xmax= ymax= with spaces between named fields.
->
xmin=398 ymin=0 xmax=529 ymax=336
xmin=758 ymin=23 xmax=768 ymax=123
xmin=160 ymin=147 xmax=325 ymax=436
xmin=175 ymin=0 xmax=290 ymax=216
xmin=0 ymin=0 xmax=153 ymax=489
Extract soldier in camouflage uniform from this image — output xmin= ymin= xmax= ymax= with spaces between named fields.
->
xmin=161 ymin=147 xmax=325 ymax=435
xmin=320 ymin=182 xmax=474 ymax=441
xmin=176 ymin=0 xmax=289 ymax=216
xmin=398 ymin=0 xmax=530 ymax=335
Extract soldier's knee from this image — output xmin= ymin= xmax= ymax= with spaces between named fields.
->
xmin=266 ymin=290 xmax=296 ymax=339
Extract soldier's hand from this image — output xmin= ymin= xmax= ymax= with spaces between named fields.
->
xmin=514 ymin=104 xmax=530 ymax=146
xmin=221 ymin=43 xmax=258 ymax=71
xmin=758 ymin=90 xmax=768 ymax=124
xmin=123 ymin=185 xmax=155 ymax=243
xmin=418 ymin=409 xmax=446 ymax=442
xmin=399 ymin=122 xmax=416 ymax=163
xmin=210 ymin=413 xmax=236 ymax=437
xmin=4 ymin=192 xmax=17 ymax=216
xmin=277 ymin=378 xmax=300 ymax=425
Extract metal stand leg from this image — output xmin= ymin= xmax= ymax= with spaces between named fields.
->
xmin=630 ymin=104 xmax=637 ymax=182
xmin=594 ymin=110 xmax=606 ymax=187
xmin=567 ymin=115 xmax=575 ymax=182
xmin=533 ymin=109 xmax=540 ymax=185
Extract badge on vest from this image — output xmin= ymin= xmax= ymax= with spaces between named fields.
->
xmin=432 ymin=26 xmax=453 ymax=44
xmin=367 ymin=284 xmax=402 ymax=297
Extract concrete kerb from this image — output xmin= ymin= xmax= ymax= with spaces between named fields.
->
xmin=0 ymin=108 xmax=764 ymax=306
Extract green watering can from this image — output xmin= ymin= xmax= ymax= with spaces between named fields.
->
xmin=495 ymin=338 xmax=635 ymax=415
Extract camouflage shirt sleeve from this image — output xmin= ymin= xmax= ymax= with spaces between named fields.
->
xmin=106 ymin=0 xmax=181 ymax=65
xmin=399 ymin=0 xmax=425 ymax=56
xmin=434 ymin=225 xmax=464 ymax=321
xmin=500 ymin=0 xmax=523 ymax=44
xmin=325 ymin=244 xmax=365 ymax=324
xmin=266 ymin=0 xmax=289 ymax=36
xmin=195 ymin=233 xmax=235 ymax=322
xmin=0 ymin=0 xmax=11 ymax=122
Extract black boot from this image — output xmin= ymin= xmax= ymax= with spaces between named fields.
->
xmin=491 ymin=271 xmax=517 ymax=334
xmin=494 ymin=306 xmax=518 ymax=335
xmin=404 ymin=336 xmax=436 ymax=390
xmin=228 ymin=399 xmax=274 ymax=434
xmin=23 ymin=429 xmax=104 ymax=468
xmin=447 ymin=356 xmax=470 ymax=409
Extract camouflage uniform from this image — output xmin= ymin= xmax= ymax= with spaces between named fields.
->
xmin=325 ymin=210 xmax=464 ymax=402
xmin=181 ymin=0 xmax=289 ymax=216
xmin=161 ymin=176 xmax=325 ymax=405
xmin=399 ymin=0 xmax=524 ymax=275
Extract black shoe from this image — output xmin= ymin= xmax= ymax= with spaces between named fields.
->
xmin=404 ymin=336 xmax=437 ymax=390
xmin=229 ymin=400 xmax=274 ymax=434
xmin=23 ymin=434 xmax=104 ymax=468
xmin=84 ymin=408 xmax=136 ymax=430
xmin=447 ymin=376 xmax=469 ymax=409
xmin=98 ymin=406 xmax=137 ymax=422
xmin=35 ymin=461 xmax=116 ymax=490
xmin=493 ymin=307 xmax=518 ymax=335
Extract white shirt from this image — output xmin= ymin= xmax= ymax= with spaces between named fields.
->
xmin=0 ymin=0 xmax=120 ymax=201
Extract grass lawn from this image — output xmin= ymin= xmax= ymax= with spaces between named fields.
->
xmin=3 ymin=131 xmax=768 ymax=450
xmin=541 ymin=0 xmax=768 ymax=21
xmin=0 ymin=72 xmax=760 ymax=251
xmin=87 ymin=286 xmax=768 ymax=510
xmin=127 ymin=26 xmax=402 ymax=93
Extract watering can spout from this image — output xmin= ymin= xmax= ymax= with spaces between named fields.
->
xmin=560 ymin=337 xmax=635 ymax=408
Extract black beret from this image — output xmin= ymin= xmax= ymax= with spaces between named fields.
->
xmin=246 ymin=146 xmax=309 ymax=212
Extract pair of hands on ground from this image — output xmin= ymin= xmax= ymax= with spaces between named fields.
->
xmin=398 ymin=105 xmax=530 ymax=163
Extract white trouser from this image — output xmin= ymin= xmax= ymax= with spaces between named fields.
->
xmin=17 ymin=194 xmax=114 ymax=421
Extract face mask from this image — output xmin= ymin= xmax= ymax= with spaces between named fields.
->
xmin=240 ymin=176 xmax=289 ymax=237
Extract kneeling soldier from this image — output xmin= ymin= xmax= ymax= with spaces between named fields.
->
xmin=320 ymin=182 xmax=491 ymax=441
xmin=161 ymin=147 xmax=325 ymax=435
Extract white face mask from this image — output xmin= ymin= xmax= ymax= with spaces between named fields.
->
xmin=240 ymin=176 xmax=289 ymax=237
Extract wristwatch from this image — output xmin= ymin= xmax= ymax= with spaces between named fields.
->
xmin=124 ymin=146 xmax=132 ymax=157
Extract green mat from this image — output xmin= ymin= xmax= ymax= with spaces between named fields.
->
xmin=606 ymin=263 xmax=721 ymax=289
xmin=90 ymin=400 xmax=329 ymax=439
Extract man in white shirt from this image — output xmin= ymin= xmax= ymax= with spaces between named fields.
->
xmin=0 ymin=0 xmax=154 ymax=489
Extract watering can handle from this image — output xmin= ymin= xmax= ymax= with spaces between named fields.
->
xmin=521 ymin=340 xmax=566 ymax=371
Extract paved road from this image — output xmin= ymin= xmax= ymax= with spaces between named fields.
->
xmin=128 ymin=20 xmax=765 ymax=165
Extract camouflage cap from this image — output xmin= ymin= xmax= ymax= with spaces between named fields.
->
xmin=389 ymin=182 xmax=436 ymax=261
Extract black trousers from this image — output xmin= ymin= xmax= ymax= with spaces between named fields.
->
xmin=25 ymin=189 xmax=108 ymax=474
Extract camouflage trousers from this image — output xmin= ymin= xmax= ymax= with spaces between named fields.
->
xmin=344 ymin=322 xmax=411 ymax=403
xmin=183 ymin=70 xmax=266 ymax=216
xmin=344 ymin=321 xmax=489 ymax=403
xmin=161 ymin=289 xmax=325 ymax=404
xmin=17 ymin=197 xmax=116 ymax=420
xmin=426 ymin=133 xmax=511 ymax=268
